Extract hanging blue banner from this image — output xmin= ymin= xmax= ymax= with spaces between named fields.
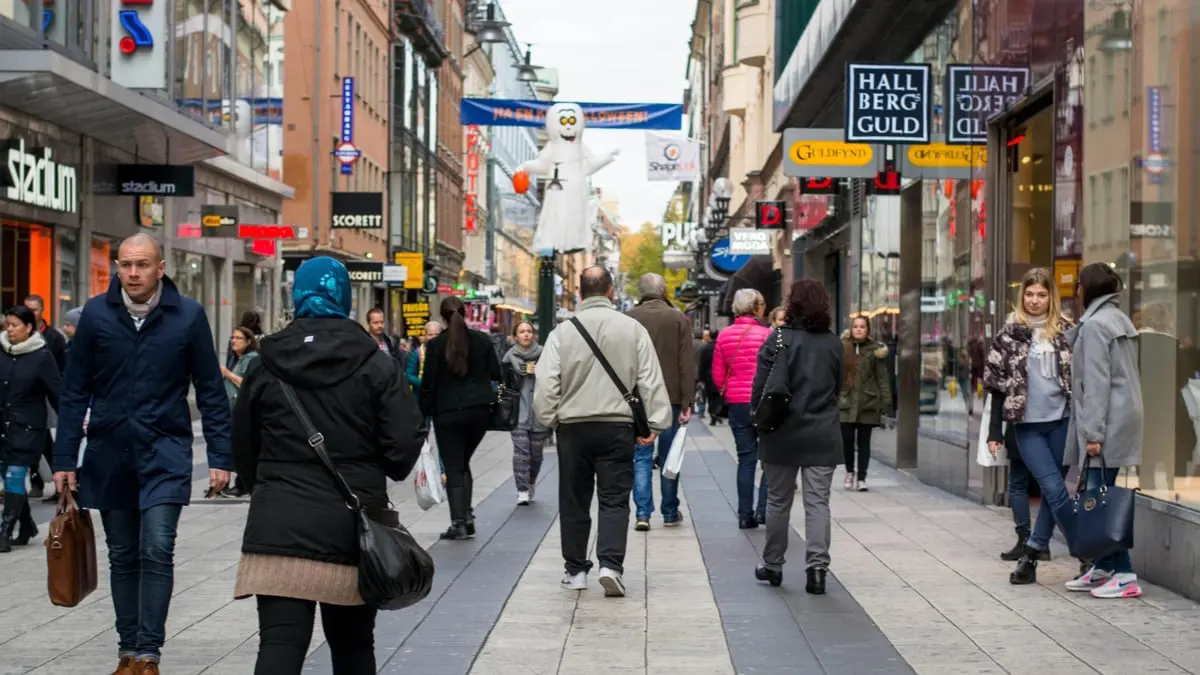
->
xmin=459 ymin=98 xmax=682 ymax=130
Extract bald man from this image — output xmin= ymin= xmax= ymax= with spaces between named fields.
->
xmin=52 ymin=232 xmax=231 ymax=673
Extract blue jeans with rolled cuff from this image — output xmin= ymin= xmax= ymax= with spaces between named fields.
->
xmin=633 ymin=404 xmax=681 ymax=521
xmin=101 ymin=504 xmax=184 ymax=662
xmin=1013 ymin=418 xmax=1071 ymax=553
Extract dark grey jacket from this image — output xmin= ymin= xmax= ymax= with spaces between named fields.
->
xmin=752 ymin=326 xmax=843 ymax=467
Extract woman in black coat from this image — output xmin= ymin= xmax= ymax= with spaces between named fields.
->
xmin=750 ymin=280 xmax=842 ymax=594
xmin=231 ymin=257 xmax=425 ymax=674
xmin=0 ymin=305 xmax=60 ymax=552
xmin=419 ymin=296 xmax=501 ymax=541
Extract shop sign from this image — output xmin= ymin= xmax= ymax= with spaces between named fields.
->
xmin=844 ymin=63 xmax=932 ymax=144
xmin=709 ymin=236 xmax=752 ymax=275
xmin=465 ymin=125 xmax=483 ymax=233
xmin=200 ymin=204 xmax=238 ymax=237
xmin=237 ymin=224 xmax=295 ymax=239
xmin=794 ymin=193 xmax=830 ymax=232
xmin=661 ymin=221 xmax=694 ymax=249
xmin=798 ymin=177 xmax=839 ymax=195
xmin=695 ymin=277 xmax=724 ymax=298
xmin=728 ymin=228 xmax=772 ymax=255
xmin=382 ymin=265 xmax=407 ymax=284
xmin=782 ymin=128 xmax=879 ymax=179
xmin=402 ymin=302 xmax=431 ymax=338
xmin=391 ymin=251 xmax=424 ymax=290
xmin=111 ymin=0 xmax=167 ymax=90
xmin=945 ymin=65 xmax=1029 ymax=145
xmin=899 ymin=137 xmax=987 ymax=179
xmin=116 ymin=164 xmax=195 ymax=196
xmin=755 ymin=201 xmax=787 ymax=230
xmin=344 ymin=261 xmax=384 ymax=283
xmin=1130 ymin=201 xmax=1173 ymax=239
xmin=2 ymin=139 xmax=78 ymax=214
xmin=331 ymin=191 xmax=383 ymax=228
xmin=1146 ymin=86 xmax=1165 ymax=184
xmin=337 ymin=77 xmax=359 ymax=175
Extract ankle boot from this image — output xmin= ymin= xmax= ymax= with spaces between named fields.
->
xmin=805 ymin=567 xmax=827 ymax=595
xmin=12 ymin=495 xmax=35 ymax=545
xmin=439 ymin=487 xmax=470 ymax=541
xmin=1000 ymin=535 xmax=1027 ymax=561
xmin=463 ymin=474 xmax=476 ymax=537
xmin=0 ymin=492 xmax=20 ymax=553
xmin=1009 ymin=545 xmax=1040 ymax=585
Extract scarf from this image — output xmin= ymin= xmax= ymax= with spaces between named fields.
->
xmin=1025 ymin=314 xmax=1056 ymax=378
xmin=0 ymin=330 xmax=46 ymax=355
xmin=122 ymin=283 xmax=162 ymax=319
xmin=293 ymin=256 xmax=352 ymax=318
xmin=505 ymin=342 xmax=543 ymax=372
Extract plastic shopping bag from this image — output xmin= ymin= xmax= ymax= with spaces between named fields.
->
xmin=975 ymin=394 xmax=1007 ymax=468
xmin=413 ymin=433 xmax=445 ymax=511
xmin=662 ymin=426 xmax=689 ymax=479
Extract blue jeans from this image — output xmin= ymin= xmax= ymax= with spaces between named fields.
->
xmin=1008 ymin=454 xmax=1032 ymax=538
xmin=3 ymin=464 xmax=29 ymax=495
xmin=1014 ymin=418 xmax=1071 ymax=552
xmin=1085 ymin=467 xmax=1135 ymax=574
xmin=633 ymin=404 xmax=681 ymax=521
xmin=728 ymin=404 xmax=768 ymax=521
xmin=101 ymin=504 xmax=184 ymax=661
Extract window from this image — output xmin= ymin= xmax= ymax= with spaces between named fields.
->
xmin=1121 ymin=54 xmax=1130 ymax=116
xmin=1102 ymin=51 xmax=1114 ymax=119
xmin=1118 ymin=166 xmax=1128 ymax=243
xmin=1159 ymin=9 xmax=1170 ymax=85
xmin=1088 ymin=175 xmax=1100 ymax=246
xmin=1101 ymin=171 xmax=1113 ymax=244
xmin=1088 ymin=56 xmax=1096 ymax=124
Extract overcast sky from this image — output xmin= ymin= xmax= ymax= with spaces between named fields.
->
xmin=499 ymin=0 xmax=695 ymax=229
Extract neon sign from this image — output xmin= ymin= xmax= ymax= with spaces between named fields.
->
xmin=118 ymin=0 xmax=154 ymax=55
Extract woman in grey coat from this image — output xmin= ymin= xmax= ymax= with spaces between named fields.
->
xmin=504 ymin=321 xmax=549 ymax=505
xmin=1063 ymin=263 xmax=1144 ymax=599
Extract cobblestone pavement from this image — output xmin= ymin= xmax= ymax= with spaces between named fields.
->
xmin=2 ymin=420 xmax=1199 ymax=674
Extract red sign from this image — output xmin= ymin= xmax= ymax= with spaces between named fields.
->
xmin=795 ymin=194 xmax=830 ymax=232
xmin=237 ymin=224 xmax=295 ymax=239
xmin=249 ymin=239 xmax=277 ymax=256
xmin=799 ymin=177 xmax=838 ymax=195
xmin=465 ymin=125 xmax=482 ymax=234
xmin=755 ymin=201 xmax=787 ymax=229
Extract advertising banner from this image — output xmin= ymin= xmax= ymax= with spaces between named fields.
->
xmin=459 ymin=98 xmax=683 ymax=130
xmin=645 ymin=132 xmax=699 ymax=181
xmin=844 ymin=63 xmax=932 ymax=144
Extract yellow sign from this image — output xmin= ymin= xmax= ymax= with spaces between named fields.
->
xmin=787 ymin=140 xmax=874 ymax=167
xmin=906 ymin=143 xmax=987 ymax=169
xmin=402 ymin=302 xmax=431 ymax=337
xmin=201 ymin=214 xmax=222 ymax=227
xmin=392 ymin=251 xmax=424 ymax=290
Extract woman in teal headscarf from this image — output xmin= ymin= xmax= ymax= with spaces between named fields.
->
xmin=231 ymin=256 xmax=426 ymax=674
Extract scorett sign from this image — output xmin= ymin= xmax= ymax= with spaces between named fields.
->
xmin=331 ymin=191 xmax=383 ymax=229
xmin=1 ymin=139 xmax=78 ymax=214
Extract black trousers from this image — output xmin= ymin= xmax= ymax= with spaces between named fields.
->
xmin=557 ymin=421 xmax=635 ymax=576
xmin=255 ymin=596 xmax=377 ymax=675
xmin=433 ymin=407 xmax=490 ymax=489
xmin=841 ymin=422 xmax=874 ymax=480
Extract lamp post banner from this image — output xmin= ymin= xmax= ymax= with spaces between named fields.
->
xmin=459 ymin=98 xmax=683 ymax=129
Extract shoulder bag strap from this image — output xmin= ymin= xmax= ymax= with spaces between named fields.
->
xmin=278 ymin=380 xmax=362 ymax=510
xmin=570 ymin=317 xmax=632 ymax=399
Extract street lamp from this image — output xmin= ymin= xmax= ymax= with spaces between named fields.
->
xmin=462 ymin=2 xmax=509 ymax=59
xmin=516 ymin=45 xmax=541 ymax=83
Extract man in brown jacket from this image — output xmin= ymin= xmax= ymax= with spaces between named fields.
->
xmin=628 ymin=273 xmax=696 ymax=529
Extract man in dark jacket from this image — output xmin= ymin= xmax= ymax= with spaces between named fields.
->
xmin=366 ymin=307 xmax=408 ymax=371
xmin=627 ymin=273 xmax=696 ymax=529
xmin=52 ymin=233 xmax=231 ymax=674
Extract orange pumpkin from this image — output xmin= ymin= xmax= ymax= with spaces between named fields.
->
xmin=512 ymin=170 xmax=531 ymax=194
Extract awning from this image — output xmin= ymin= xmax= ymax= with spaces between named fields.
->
xmin=0 ymin=50 xmax=230 ymax=164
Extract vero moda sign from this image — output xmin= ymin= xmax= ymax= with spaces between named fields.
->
xmin=845 ymin=63 xmax=932 ymax=144
xmin=331 ymin=191 xmax=383 ymax=229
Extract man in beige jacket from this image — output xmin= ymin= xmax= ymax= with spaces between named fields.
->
xmin=534 ymin=266 xmax=671 ymax=597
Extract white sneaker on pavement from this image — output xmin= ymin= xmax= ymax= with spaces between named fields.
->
xmin=856 ymin=479 xmax=869 ymax=492
xmin=1065 ymin=566 xmax=1111 ymax=592
xmin=598 ymin=567 xmax=625 ymax=597
xmin=843 ymin=474 xmax=855 ymax=490
xmin=516 ymin=491 xmax=531 ymax=505
xmin=561 ymin=572 xmax=587 ymax=591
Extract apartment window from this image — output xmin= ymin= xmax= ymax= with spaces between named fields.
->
xmin=1102 ymin=171 xmax=1113 ymax=244
xmin=1159 ymin=9 xmax=1170 ymax=85
xmin=1102 ymin=51 xmax=1114 ymax=119
xmin=1088 ymin=175 xmax=1099 ymax=246
xmin=1118 ymin=166 xmax=1129 ymax=243
xmin=345 ymin=14 xmax=352 ymax=79
xmin=1121 ymin=54 xmax=1130 ymax=115
xmin=1087 ymin=56 xmax=1096 ymax=124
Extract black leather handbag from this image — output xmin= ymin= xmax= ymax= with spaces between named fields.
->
xmin=1059 ymin=454 xmax=1136 ymax=561
xmin=489 ymin=365 xmax=521 ymax=432
xmin=279 ymin=381 xmax=435 ymax=610
xmin=753 ymin=328 xmax=793 ymax=432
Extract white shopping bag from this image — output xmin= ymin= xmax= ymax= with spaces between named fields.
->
xmin=661 ymin=426 xmax=689 ymax=479
xmin=413 ymin=432 xmax=445 ymax=510
xmin=975 ymin=394 xmax=1008 ymax=467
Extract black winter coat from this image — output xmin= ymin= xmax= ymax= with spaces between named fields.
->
xmin=419 ymin=329 xmax=501 ymax=417
xmin=751 ymin=326 xmax=843 ymax=467
xmin=232 ymin=317 xmax=425 ymax=566
xmin=0 ymin=332 xmax=60 ymax=465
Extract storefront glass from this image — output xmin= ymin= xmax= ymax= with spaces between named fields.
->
xmin=1 ymin=221 xmax=54 ymax=315
xmin=57 ymin=228 xmax=80 ymax=321
xmin=173 ymin=251 xmax=206 ymax=304
xmin=89 ymin=236 xmax=116 ymax=300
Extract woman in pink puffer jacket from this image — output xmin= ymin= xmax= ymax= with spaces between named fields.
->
xmin=712 ymin=289 xmax=772 ymax=528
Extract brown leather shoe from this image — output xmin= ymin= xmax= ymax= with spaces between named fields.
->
xmin=134 ymin=659 xmax=160 ymax=674
xmin=112 ymin=656 xmax=135 ymax=675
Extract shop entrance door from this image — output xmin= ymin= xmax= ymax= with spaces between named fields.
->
xmin=1 ymin=221 xmax=54 ymax=317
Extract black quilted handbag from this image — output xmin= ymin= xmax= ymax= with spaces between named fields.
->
xmin=753 ymin=328 xmax=793 ymax=432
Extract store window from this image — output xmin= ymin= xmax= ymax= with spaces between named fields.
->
xmin=89 ymin=235 xmax=116 ymax=300
xmin=173 ymin=251 xmax=206 ymax=304
xmin=57 ymin=228 xmax=80 ymax=322
xmin=1 ymin=221 xmax=54 ymax=317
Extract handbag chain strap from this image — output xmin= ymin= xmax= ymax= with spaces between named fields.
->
xmin=278 ymin=380 xmax=362 ymax=511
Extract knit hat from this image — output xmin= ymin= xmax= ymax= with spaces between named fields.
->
xmin=63 ymin=306 xmax=84 ymax=327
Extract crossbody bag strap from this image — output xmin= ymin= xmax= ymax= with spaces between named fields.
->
xmin=569 ymin=317 xmax=632 ymax=399
xmin=278 ymin=380 xmax=361 ymax=510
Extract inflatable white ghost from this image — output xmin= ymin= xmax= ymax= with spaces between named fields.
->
xmin=516 ymin=102 xmax=620 ymax=253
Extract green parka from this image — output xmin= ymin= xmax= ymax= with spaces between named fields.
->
xmin=839 ymin=331 xmax=892 ymax=426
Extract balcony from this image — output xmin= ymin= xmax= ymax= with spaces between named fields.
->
xmin=734 ymin=0 xmax=770 ymax=68
xmin=721 ymin=64 xmax=758 ymax=117
xmin=395 ymin=0 xmax=449 ymax=68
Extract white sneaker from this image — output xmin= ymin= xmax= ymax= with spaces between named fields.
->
xmin=856 ymin=479 xmax=869 ymax=492
xmin=561 ymin=572 xmax=587 ymax=591
xmin=843 ymin=474 xmax=855 ymax=490
xmin=1090 ymin=573 xmax=1143 ymax=599
xmin=516 ymin=491 xmax=531 ymax=505
xmin=1065 ymin=566 xmax=1112 ymax=592
xmin=598 ymin=567 xmax=625 ymax=597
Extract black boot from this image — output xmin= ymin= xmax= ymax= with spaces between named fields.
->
xmin=754 ymin=564 xmax=782 ymax=586
xmin=1000 ymin=535 xmax=1027 ymax=561
xmin=463 ymin=474 xmax=476 ymax=537
xmin=1009 ymin=546 xmax=1040 ymax=585
xmin=0 ymin=492 xmax=20 ymax=553
xmin=12 ymin=496 xmax=36 ymax=546
xmin=439 ymin=487 xmax=470 ymax=541
xmin=805 ymin=568 xmax=827 ymax=595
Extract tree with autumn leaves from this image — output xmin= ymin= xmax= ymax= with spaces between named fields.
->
xmin=620 ymin=222 xmax=688 ymax=307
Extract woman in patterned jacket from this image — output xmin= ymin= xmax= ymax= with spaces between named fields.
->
xmin=984 ymin=267 xmax=1073 ymax=586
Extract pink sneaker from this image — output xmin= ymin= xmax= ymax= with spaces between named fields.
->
xmin=1090 ymin=573 xmax=1143 ymax=599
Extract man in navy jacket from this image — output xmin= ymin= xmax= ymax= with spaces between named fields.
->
xmin=52 ymin=233 xmax=231 ymax=674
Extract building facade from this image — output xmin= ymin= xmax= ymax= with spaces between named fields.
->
xmin=1 ymin=0 xmax=295 ymax=358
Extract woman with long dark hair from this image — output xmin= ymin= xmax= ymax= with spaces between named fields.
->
xmin=420 ymin=296 xmax=501 ymax=540
xmin=751 ymin=280 xmax=843 ymax=594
